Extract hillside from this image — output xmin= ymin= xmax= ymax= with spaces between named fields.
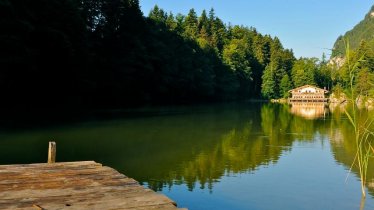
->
xmin=0 ymin=0 xmax=297 ymax=119
xmin=332 ymin=5 xmax=374 ymax=56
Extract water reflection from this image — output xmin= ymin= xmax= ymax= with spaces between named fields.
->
xmin=147 ymin=103 xmax=326 ymax=191
xmin=0 ymin=103 xmax=373 ymax=208
xmin=327 ymin=106 xmax=374 ymax=197
xmin=287 ymin=102 xmax=374 ymax=197
xmin=143 ymin=104 xmax=298 ymax=192
xmin=289 ymin=102 xmax=329 ymax=119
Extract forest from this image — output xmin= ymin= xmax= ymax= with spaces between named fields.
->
xmin=1 ymin=0 xmax=373 ymax=120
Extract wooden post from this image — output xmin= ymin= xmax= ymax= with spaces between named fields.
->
xmin=48 ymin=141 xmax=56 ymax=163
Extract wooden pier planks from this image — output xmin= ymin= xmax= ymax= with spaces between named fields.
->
xmin=0 ymin=161 xmax=186 ymax=210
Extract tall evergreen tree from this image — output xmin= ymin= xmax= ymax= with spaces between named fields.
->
xmin=184 ymin=9 xmax=198 ymax=39
xmin=261 ymin=64 xmax=276 ymax=99
xmin=198 ymin=10 xmax=209 ymax=34
xmin=280 ymin=74 xmax=292 ymax=98
xmin=165 ymin=12 xmax=177 ymax=30
xmin=0 ymin=1 xmax=301 ymax=120
xmin=149 ymin=5 xmax=167 ymax=23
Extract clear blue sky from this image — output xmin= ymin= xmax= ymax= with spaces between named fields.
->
xmin=140 ymin=1 xmax=374 ymax=59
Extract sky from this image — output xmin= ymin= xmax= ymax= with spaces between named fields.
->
xmin=140 ymin=0 xmax=374 ymax=59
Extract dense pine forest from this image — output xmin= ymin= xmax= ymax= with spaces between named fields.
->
xmin=2 ymin=0 xmax=373 ymax=120
xmin=0 ymin=0 xmax=287 ymax=114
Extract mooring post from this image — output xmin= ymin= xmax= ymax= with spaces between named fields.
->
xmin=48 ymin=141 xmax=56 ymax=163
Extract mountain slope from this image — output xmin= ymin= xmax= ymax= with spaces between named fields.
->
xmin=332 ymin=5 xmax=374 ymax=56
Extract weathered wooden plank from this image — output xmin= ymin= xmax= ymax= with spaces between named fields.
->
xmin=0 ymin=191 xmax=176 ymax=209
xmin=0 ymin=161 xmax=185 ymax=210
xmin=0 ymin=161 xmax=102 ymax=170
xmin=0 ymin=166 xmax=126 ymax=181
xmin=0 ymin=191 xmax=178 ymax=209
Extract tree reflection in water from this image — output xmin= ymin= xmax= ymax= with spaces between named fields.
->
xmin=144 ymin=103 xmax=374 ymax=197
xmin=0 ymin=103 xmax=372 ymax=198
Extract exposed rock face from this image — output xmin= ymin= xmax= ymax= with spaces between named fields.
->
xmin=328 ymin=56 xmax=345 ymax=68
xmin=330 ymin=93 xmax=374 ymax=110
xmin=329 ymin=93 xmax=347 ymax=112
xmin=329 ymin=92 xmax=347 ymax=104
xmin=356 ymin=95 xmax=374 ymax=110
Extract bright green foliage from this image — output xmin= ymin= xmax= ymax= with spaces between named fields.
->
xmin=261 ymin=64 xmax=276 ymax=99
xmin=291 ymin=58 xmax=318 ymax=87
xmin=174 ymin=13 xmax=185 ymax=33
xmin=335 ymin=40 xmax=374 ymax=92
xmin=198 ymin=10 xmax=209 ymax=34
xmin=260 ymin=36 xmax=294 ymax=99
xmin=184 ymin=9 xmax=199 ymax=39
xmin=165 ymin=12 xmax=177 ymax=30
xmin=223 ymin=39 xmax=251 ymax=73
xmin=253 ymin=34 xmax=271 ymax=67
xmin=327 ymin=36 xmax=374 ymax=99
xmin=356 ymin=40 xmax=374 ymax=71
xmin=355 ymin=67 xmax=374 ymax=97
xmin=280 ymin=74 xmax=292 ymax=98
xmin=149 ymin=7 xmax=295 ymax=99
xmin=337 ymin=48 xmax=361 ymax=89
xmin=196 ymin=10 xmax=210 ymax=49
xmin=223 ymin=39 xmax=253 ymax=98
xmin=210 ymin=17 xmax=227 ymax=52
xmin=197 ymin=31 xmax=210 ymax=49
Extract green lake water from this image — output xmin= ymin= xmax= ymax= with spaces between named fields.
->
xmin=1 ymin=102 xmax=374 ymax=210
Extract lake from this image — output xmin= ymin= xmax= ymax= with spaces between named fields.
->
xmin=0 ymin=102 xmax=373 ymax=210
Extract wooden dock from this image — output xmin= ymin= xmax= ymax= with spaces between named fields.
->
xmin=0 ymin=143 xmax=186 ymax=210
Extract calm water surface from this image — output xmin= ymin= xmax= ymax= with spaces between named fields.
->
xmin=0 ymin=102 xmax=374 ymax=210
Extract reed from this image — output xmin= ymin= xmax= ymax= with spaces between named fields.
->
xmin=343 ymin=39 xmax=374 ymax=198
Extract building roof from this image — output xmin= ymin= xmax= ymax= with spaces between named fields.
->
xmin=288 ymin=85 xmax=329 ymax=93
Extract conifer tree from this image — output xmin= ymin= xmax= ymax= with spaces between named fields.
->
xmin=184 ymin=9 xmax=198 ymax=39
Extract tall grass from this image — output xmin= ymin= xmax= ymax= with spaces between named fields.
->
xmin=343 ymin=39 xmax=374 ymax=198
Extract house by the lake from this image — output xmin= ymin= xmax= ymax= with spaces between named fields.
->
xmin=289 ymin=85 xmax=328 ymax=102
